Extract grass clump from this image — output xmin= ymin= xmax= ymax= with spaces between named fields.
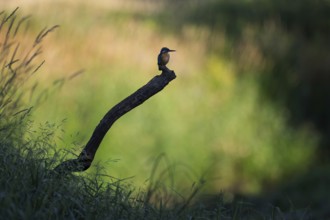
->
xmin=0 ymin=139 xmax=140 ymax=219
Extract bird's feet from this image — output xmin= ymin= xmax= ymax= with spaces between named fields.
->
xmin=158 ymin=65 xmax=166 ymax=71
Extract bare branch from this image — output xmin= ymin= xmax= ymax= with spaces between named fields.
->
xmin=54 ymin=67 xmax=176 ymax=174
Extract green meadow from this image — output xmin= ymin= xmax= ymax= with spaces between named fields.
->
xmin=1 ymin=0 xmax=330 ymax=218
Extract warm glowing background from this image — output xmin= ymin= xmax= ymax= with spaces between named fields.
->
xmin=3 ymin=0 xmax=330 ymax=202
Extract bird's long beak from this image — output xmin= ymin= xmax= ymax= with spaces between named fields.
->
xmin=169 ymin=49 xmax=176 ymax=52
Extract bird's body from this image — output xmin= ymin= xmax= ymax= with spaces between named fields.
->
xmin=158 ymin=47 xmax=175 ymax=70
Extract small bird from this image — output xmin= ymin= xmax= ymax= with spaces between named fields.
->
xmin=158 ymin=47 xmax=175 ymax=70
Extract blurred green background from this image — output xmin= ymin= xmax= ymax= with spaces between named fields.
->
xmin=3 ymin=0 xmax=330 ymax=207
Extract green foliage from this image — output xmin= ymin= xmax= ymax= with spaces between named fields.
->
xmin=13 ymin=1 xmax=319 ymax=195
xmin=177 ymin=0 xmax=330 ymax=149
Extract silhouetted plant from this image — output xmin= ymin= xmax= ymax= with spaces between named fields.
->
xmin=0 ymin=8 xmax=58 ymax=141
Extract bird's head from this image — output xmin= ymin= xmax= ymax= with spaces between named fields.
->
xmin=160 ymin=47 xmax=176 ymax=54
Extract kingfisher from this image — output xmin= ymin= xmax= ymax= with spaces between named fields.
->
xmin=157 ymin=47 xmax=175 ymax=70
